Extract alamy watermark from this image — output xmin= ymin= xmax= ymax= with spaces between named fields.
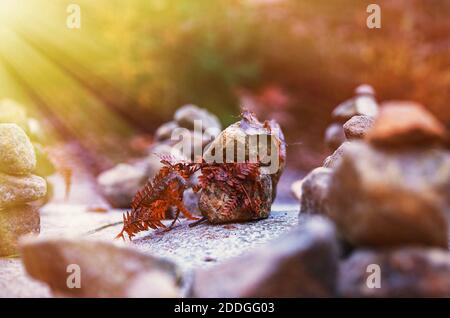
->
xmin=66 ymin=4 xmax=81 ymax=29
xmin=367 ymin=4 xmax=381 ymax=29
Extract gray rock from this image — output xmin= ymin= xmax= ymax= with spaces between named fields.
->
xmin=323 ymin=141 xmax=352 ymax=169
xmin=340 ymin=248 xmax=450 ymax=297
xmin=155 ymin=121 xmax=179 ymax=142
xmin=299 ymin=167 xmax=332 ymax=216
xmin=0 ymin=205 xmax=40 ymax=256
xmin=343 ymin=115 xmax=374 ymax=140
xmin=97 ymin=163 xmax=148 ymax=208
xmin=0 ymin=123 xmax=36 ymax=175
xmin=324 ymin=123 xmax=346 ymax=151
xmin=189 ymin=216 xmax=339 ymax=297
xmin=328 ymin=141 xmax=449 ymax=248
xmin=199 ymin=174 xmax=272 ymax=224
xmin=0 ymin=173 xmax=47 ymax=207
xmin=20 ymin=238 xmax=182 ymax=298
xmin=174 ymin=104 xmax=222 ymax=133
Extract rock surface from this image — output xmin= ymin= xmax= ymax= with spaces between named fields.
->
xmin=189 ymin=216 xmax=339 ymax=297
xmin=199 ymin=174 xmax=272 ymax=224
xmin=340 ymin=248 xmax=450 ymax=297
xmin=299 ymin=167 xmax=332 ymax=216
xmin=343 ymin=115 xmax=374 ymax=140
xmin=97 ymin=163 xmax=148 ymax=208
xmin=324 ymin=123 xmax=346 ymax=151
xmin=328 ymin=141 xmax=449 ymax=248
xmin=0 ymin=205 xmax=40 ymax=256
xmin=0 ymin=123 xmax=36 ymax=175
xmin=0 ymin=173 xmax=47 ymax=207
xmin=20 ymin=238 xmax=182 ymax=298
xmin=366 ymin=101 xmax=447 ymax=147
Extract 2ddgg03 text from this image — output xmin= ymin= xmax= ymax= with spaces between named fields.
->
xmin=217 ymin=302 xmax=275 ymax=313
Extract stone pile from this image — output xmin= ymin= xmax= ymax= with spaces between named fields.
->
xmin=295 ymin=93 xmax=450 ymax=296
xmin=324 ymin=84 xmax=379 ymax=151
xmin=0 ymin=123 xmax=47 ymax=256
xmin=97 ymin=104 xmax=222 ymax=208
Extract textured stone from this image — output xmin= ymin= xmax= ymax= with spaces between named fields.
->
xmin=328 ymin=141 xmax=449 ymax=248
xmin=299 ymin=167 xmax=332 ymax=216
xmin=366 ymin=101 xmax=447 ymax=147
xmin=0 ymin=123 xmax=36 ymax=175
xmin=20 ymin=238 xmax=182 ymax=298
xmin=189 ymin=216 xmax=339 ymax=297
xmin=343 ymin=115 xmax=374 ymax=140
xmin=199 ymin=174 xmax=272 ymax=224
xmin=0 ymin=173 xmax=47 ymax=207
xmin=340 ymin=248 xmax=450 ymax=297
xmin=0 ymin=205 xmax=40 ymax=256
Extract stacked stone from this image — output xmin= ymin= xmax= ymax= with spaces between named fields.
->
xmin=324 ymin=84 xmax=379 ymax=151
xmin=296 ymin=97 xmax=450 ymax=296
xmin=97 ymin=104 xmax=222 ymax=209
xmin=0 ymin=123 xmax=47 ymax=256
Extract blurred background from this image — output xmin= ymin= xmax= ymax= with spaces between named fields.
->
xmin=0 ymin=0 xmax=449 ymax=174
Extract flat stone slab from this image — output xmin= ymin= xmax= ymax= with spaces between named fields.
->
xmin=0 ymin=202 xmax=300 ymax=297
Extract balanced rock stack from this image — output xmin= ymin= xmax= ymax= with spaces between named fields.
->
xmin=0 ymin=123 xmax=47 ymax=256
xmin=295 ymin=97 xmax=450 ymax=296
xmin=97 ymin=104 xmax=222 ymax=208
xmin=324 ymin=84 xmax=379 ymax=151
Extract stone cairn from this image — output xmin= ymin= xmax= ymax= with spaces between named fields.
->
xmin=0 ymin=99 xmax=52 ymax=257
xmin=97 ymin=104 xmax=222 ymax=209
xmin=0 ymin=123 xmax=47 ymax=256
xmin=293 ymin=84 xmax=450 ymax=297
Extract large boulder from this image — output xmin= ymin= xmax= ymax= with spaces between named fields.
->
xmin=20 ymin=238 xmax=182 ymax=298
xmin=299 ymin=167 xmax=332 ymax=216
xmin=0 ymin=123 xmax=36 ymax=175
xmin=189 ymin=217 xmax=339 ymax=297
xmin=0 ymin=204 xmax=40 ymax=256
xmin=340 ymin=248 xmax=450 ymax=297
xmin=366 ymin=101 xmax=447 ymax=147
xmin=0 ymin=173 xmax=47 ymax=207
xmin=328 ymin=141 xmax=449 ymax=248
